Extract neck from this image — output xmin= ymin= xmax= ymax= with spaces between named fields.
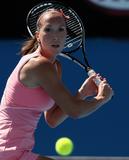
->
xmin=36 ymin=46 xmax=56 ymax=63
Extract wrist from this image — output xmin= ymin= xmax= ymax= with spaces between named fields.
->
xmin=94 ymin=95 xmax=105 ymax=106
xmin=77 ymin=89 xmax=88 ymax=100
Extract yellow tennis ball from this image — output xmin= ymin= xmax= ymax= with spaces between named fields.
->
xmin=55 ymin=137 xmax=74 ymax=156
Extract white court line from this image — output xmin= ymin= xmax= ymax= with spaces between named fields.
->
xmin=50 ymin=156 xmax=129 ymax=160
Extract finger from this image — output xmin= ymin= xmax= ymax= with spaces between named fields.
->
xmin=89 ymin=74 xmax=97 ymax=80
xmin=98 ymin=75 xmax=106 ymax=81
xmin=102 ymin=78 xmax=107 ymax=83
xmin=96 ymin=74 xmax=104 ymax=81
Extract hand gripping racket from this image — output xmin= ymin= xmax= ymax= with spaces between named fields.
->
xmin=26 ymin=0 xmax=101 ymax=86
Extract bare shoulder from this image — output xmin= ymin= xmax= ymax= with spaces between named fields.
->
xmin=29 ymin=56 xmax=53 ymax=70
xmin=26 ymin=56 xmax=56 ymax=77
xmin=27 ymin=56 xmax=58 ymax=85
xmin=19 ymin=56 xmax=55 ymax=87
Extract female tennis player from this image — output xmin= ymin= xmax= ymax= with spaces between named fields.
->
xmin=0 ymin=9 xmax=113 ymax=160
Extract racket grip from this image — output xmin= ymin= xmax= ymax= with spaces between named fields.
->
xmin=88 ymin=69 xmax=101 ymax=86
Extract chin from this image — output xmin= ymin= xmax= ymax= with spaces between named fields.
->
xmin=53 ymin=49 xmax=62 ymax=54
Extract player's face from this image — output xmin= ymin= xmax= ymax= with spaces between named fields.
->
xmin=36 ymin=11 xmax=67 ymax=60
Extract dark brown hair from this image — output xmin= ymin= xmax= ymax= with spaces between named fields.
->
xmin=20 ymin=36 xmax=38 ymax=56
xmin=20 ymin=8 xmax=68 ymax=56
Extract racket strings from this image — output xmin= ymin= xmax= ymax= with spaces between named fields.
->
xmin=29 ymin=8 xmax=82 ymax=36
xmin=27 ymin=2 xmax=83 ymax=51
xmin=27 ymin=1 xmax=91 ymax=72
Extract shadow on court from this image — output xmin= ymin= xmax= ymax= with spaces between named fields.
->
xmin=51 ymin=156 xmax=129 ymax=160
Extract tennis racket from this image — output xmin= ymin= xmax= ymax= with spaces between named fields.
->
xmin=26 ymin=0 xmax=101 ymax=86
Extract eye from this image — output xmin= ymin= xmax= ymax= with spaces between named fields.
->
xmin=59 ymin=27 xmax=65 ymax=32
xmin=44 ymin=27 xmax=51 ymax=32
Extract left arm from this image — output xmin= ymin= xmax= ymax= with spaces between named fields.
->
xmin=44 ymin=62 xmax=99 ymax=127
xmin=44 ymin=103 xmax=68 ymax=128
xmin=44 ymin=60 xmax=68 ymax=128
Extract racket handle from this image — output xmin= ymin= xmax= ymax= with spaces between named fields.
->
xmin=78 ymin=69 xmax=101 ymax=99
xmin=88 ymin=69 xmax=101 ymax=86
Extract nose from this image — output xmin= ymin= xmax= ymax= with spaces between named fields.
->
xmin=52 ymin=32 xmax=60 ymax=41
xmin=53 ymin=36 xmax=58 ymax=41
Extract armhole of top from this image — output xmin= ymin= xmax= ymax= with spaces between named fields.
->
xmin=17 ymin=54 xmax=40 ymax=89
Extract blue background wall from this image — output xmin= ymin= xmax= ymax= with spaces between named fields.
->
xmin=0 ymin=38 xmax=129 ymax=156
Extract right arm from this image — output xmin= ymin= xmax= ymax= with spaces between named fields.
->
xmin=28 ymin=57 xmax=113 ymax=119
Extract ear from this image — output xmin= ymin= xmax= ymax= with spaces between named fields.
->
xmin=35 ymin=31 xmax=40 ymax=43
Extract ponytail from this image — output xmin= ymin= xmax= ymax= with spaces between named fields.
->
xmin=20 ymin=36 xmax=38 ymax=56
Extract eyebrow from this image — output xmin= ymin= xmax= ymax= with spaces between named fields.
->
xmin=45 ymin=24 xmax=66 ymax=27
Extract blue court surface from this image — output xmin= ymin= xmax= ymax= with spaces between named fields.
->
xmin=0 ymin=39 xmax=129 ymax=157
xmin=51 ymin=156 xmax=129 ymax=160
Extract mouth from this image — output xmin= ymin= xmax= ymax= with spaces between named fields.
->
xmin=51 ymin=44 xmax=60 ymax=48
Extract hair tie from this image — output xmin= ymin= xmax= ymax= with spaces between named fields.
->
xmin=59 ymin=9 xmax=70 ymax=20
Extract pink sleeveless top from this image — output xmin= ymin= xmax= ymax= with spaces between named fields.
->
xmin=0 ymin=51 xmax=55 ymax=152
